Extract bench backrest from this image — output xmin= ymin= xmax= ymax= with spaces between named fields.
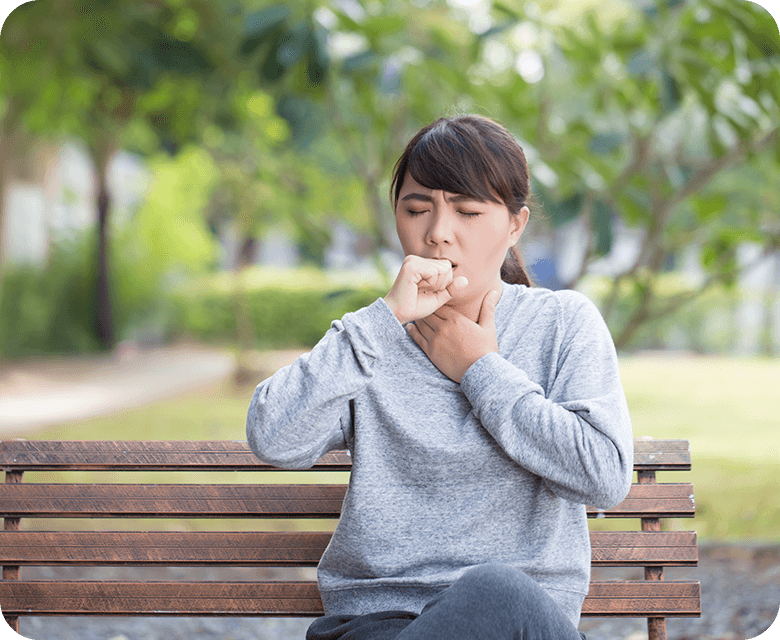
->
xmin=0 ymin=438 xmax=700 ymax=640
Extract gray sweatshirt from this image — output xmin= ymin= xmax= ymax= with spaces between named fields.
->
xmin=246 ymin=282 xmax=633 ymax=626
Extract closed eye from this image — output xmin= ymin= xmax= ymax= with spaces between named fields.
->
xmin=407 ymin=209 xmax=428 ymax=216
xmin=458 ymin=211 xmax=482 ymax=218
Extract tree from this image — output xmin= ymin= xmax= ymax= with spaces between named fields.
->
xmin=0 ymin=1 xmax=94 ymax=272
xmin=1 ymin=0 xmax=243 ymax=349
xmin=480 ymin=0 xmax=780 ymax=348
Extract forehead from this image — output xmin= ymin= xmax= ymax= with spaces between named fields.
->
xmin=397 ymin=173 xmax=488 ymax=203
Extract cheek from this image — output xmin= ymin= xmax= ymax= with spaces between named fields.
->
xmin=395 ymin=215 xmax=419 ymax=254
xmin=472 ymin=224 xmax=510 ymax=264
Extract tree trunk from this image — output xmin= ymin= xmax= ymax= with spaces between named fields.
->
xmin=93 ymin=144 xmax=115 ymax=350
xmin=232 ymin=261 xmax=257 ymax=387
xmin=237 ymin=235 xmax=257 ymax=269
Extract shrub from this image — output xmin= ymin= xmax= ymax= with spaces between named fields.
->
xmin=0 ymin=234 xmax=99 ymax=356
xmin=168 ymin=280 xmax=386 ymax=348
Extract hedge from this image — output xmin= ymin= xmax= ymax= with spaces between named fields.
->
xmin=168 ymin=284 xmax=386 ymax=348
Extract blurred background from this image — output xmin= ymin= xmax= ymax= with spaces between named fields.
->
xmin=0 ymin=0 xmax=779 ymax=638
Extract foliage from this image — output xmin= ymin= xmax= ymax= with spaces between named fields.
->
xmin=2 ymin=0 xmax=779 ymax=355
xmin=0 ymin=196 xmax=216 ymax=357
xmin=111 ymin=147 xmax=221 ymax=341
xmin=0 ymin=233 xmax=98 ymax=356
xmin=583 ymin=273 xmax=746 ymax=353
xmin=168 ymin=273 xmax=384 ymax=348
xmin=235 ymin=0 xmax=780 ymax=349
xmin=478 ymin=0 xmax=780 ymax=347
xmin=0 ymin=0 xmax=246 ymax=348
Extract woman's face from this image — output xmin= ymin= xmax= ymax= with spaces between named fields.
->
xmin=394 ymin=172 xmax=529 ymax=304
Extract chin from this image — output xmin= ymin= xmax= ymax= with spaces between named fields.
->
xmin=449 ymin=287 xmax=475 ymax=303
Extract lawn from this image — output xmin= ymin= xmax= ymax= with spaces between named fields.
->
xmin=11 ymin=352 xmax=780 ymax=542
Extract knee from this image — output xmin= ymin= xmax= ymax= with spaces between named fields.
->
xmin=458 ymin=563 xmax=535 ymax=601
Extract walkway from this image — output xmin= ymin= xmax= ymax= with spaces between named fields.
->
xmin=0 ymin=343 xmax=236 ymax=434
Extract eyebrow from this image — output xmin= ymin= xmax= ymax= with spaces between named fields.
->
xmin=400 ymin=193 xmax=485 ymax=204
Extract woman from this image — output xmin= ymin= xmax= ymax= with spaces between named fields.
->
xmin=246 ymin=114 xmax=633 ymax=640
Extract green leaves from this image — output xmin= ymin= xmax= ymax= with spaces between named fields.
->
xmin=240 ymin=4 xmax=329 ymax=88
xmin=592 ymin=199 xmax=616 ymax=256
xmin=589 ymin=131 xmax=625 ymax=155
xmin=692 ymin=193 xmax=729 ymax=221
xmin=549 ymin=193 xmax=584 ymax=228
xmin=306 ymin=22 xmax=329 ymax=86
xmin=241 ymin=5 xmax=290 ymax=57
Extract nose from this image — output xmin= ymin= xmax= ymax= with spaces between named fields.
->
xmin=425 ymin=210 xmax=454 ymax=246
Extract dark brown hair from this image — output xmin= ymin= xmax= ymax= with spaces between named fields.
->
xmin=390 ymin=115 xmax=533 ymax=287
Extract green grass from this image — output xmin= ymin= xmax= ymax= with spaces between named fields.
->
xmin=11 ymin=353 xmax=780 ymax=542
xmin=591 ymin=353 xmax=780 ymax=541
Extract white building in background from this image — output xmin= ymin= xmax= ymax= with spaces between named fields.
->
xmin=257 ymin=229 xmax=299 ymax=269
xmin=322 ymin=220 xmax=401 ymax=282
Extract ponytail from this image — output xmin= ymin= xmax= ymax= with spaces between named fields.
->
xmin=501 ymin=246 xmax=533 ymax=287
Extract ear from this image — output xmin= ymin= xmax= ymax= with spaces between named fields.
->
xmin=509 ymin=206 xmax=530 ymax=246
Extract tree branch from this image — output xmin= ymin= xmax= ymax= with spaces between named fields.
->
xmin=670 ymin=126 xmax=779 ymax=210
xmin=615 ymin=234 xmax=780 ymax=349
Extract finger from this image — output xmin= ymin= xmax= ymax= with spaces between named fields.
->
xmin=426 ymin=286 xmax=453 ymax=312
xmin=477 ymin=290 xmax=500 ymax=328
xmin=414 ymin=263 xmax=442 ymax=290
xmin=415 ymin=316 xmax=437 ymax=336
xmin=432 ymin=261 xmax=453 ymax=292
xmin=405 ymin=322 xmax=429 ymax=352
xmin=432 ymin=305 xmax=457 ymax=320
xmin=445 ymin=275 xmax=468 ymax=297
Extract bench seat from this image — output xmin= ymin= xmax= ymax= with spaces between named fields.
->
xmin=0 ymin=438 xmax=700 ymax=640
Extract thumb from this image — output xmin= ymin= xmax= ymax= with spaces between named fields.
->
xmin=478 ymin=290 xmax=500 ymax=327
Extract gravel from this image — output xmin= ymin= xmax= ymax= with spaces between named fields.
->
xmin=13 ymin=544 xmax=780 ymax=640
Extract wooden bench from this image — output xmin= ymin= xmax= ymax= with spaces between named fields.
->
xmin=0 ymin=438 xmax=700 ymax=640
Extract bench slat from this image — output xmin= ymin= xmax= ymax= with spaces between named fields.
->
xmin=590 ymin=483 xmax=695 ymax=518
xmin=0 ymin=531 xmax=698 ymax=567
xmin=0 ymin=441 xmax=348 ymax=471
xmin=0 ymin=581 xmax=322 ymax=617
xmin=0 ymin=483 xmax=695 ymax=519
xmin=589 ymin=531 xmax=698 ymax=566
xmin=0 ymin=484 xmax=348 ymax=519
xmin=633 ymin=439 xmax=691 ymax=470
xmin=0 ymin=531 xmax=330 ymax=566
xmin=0 ymin=580 xmax=701 ymax=617
xmin=0 ymin=439 xmax=689 ymax=471
xmin=582 ymin=581 xmax=701 ymax=617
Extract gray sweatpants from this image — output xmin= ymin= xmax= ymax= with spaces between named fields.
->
xmin=306 ymin=564 xmax=586 ymax=640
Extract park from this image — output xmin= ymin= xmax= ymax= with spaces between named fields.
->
xmin=1 ymin=0 xmax=779 ymax=639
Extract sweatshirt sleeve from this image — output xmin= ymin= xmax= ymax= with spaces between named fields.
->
xmin=246 ymin=297 xmax=406 ymax=469
xmin=460 ymin=291 xmax=634 ymax=509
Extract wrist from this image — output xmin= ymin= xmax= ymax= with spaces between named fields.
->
xmin=383 ymin=296 xmax=405 ymax=324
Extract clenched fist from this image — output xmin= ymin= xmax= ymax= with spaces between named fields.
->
xmin=384 ymin=255 xmax=469 ymax=324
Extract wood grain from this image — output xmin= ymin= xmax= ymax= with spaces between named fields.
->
xmin=0 ymin=439 xmax=688 ymax=471
xmin=0 ymin=530 xmax=697 ymax=567
xmin=0 ymin=484 xmax=348 ymax=518
xmin=0 ymin=438 xmax=700 ymax=627
xmin=0 ymin=580 xmax=701 ymax=617
xmin=0 ymin=483 xmax=695 ymax=519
